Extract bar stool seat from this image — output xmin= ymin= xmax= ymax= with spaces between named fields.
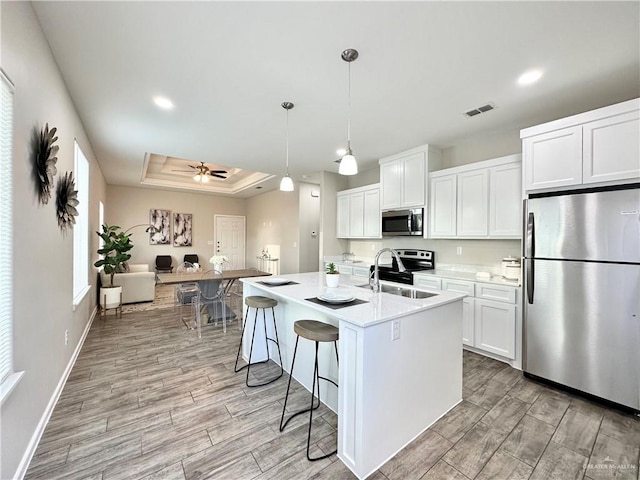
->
xmin=280 ymin=319 xmax=339 ymax=462
xmin=234 ymin=295 xmax=283 ymax=387
xmin=294 ymin=320 xmax=339 ymax=343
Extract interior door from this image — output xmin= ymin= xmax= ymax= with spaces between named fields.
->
xmin=214 ymin=215 xmax=246 ymax=269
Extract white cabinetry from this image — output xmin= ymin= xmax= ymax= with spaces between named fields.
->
xmin=429 ymin=154 xmax=521 ymax=239
xmin=336 ymin=184 xmax=380 ymax=239
xmin=457 ymin=169 xmax=489 ymax=237
xmin=521 ymin=98 xmax=639 ymax=192
xmin=379 ymin=144 xmax=442 ymax=210
xmin=415 ymin=273 xmax=519 ymax=361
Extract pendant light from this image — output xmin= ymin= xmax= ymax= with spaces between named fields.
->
xmin=279 ymin=101 xmax=295 ymax=192
xmin=339 ymin=48 xmax=359 ymax=176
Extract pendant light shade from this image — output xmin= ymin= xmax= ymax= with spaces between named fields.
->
xmin=280 ymin=101 xmax=295 ymax=192
xmin=193 ymin=172 xmax=209 ymax=183
xmin=340 ymin=48 xmax=359 ymax=176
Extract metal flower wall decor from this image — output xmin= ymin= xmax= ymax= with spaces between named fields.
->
xmin=56 ymin=171 xmax=79 ymax=232
xmin=34 ymin=123 xmax=59 ymax=205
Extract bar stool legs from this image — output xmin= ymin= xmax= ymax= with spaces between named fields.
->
xmin=234 ymin=296 xmax=283 ymax=388
xmin=280 ymin=321 xmax=339 ymax=462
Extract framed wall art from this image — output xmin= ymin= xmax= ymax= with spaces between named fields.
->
xmin=149 ymin=208 xmax=171 ymax=245
xmin=173 ymin=213 xmax=193 ymax=247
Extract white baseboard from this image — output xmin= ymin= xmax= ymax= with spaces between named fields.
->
xmin=13 ymin=306 xmax=98 ymax=480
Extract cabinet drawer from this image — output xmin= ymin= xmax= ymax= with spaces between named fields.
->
xmin=337 ymin=265 xmax=353 ymax=275
xmin=476 ymin=284 xmax=517 ymax=303
xmin=413 ymin=276 xmax=442 ymax=291
xmin=352 ymin=266 xmax=370 ymax=278
xmin=442 ymin=279 xmax=475 ymax=296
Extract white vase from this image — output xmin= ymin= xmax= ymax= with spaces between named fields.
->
xmin=326 ymin=273 xmax=340 ymax=288
xmin=214 ymin=264 xmax=223 ymax=274
xmin=100 ymin=286 xmax=122 ymax=309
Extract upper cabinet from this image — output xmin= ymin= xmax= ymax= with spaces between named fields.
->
xmin=429 ymin=154 xmax=522 ymax=239
xmin=336 ymin=184 xmax=381 ymax=239
xmin=521 ymin=98 xmax=639 ymax=192
xmin=379 ymin=144 xmax=442 ymax=210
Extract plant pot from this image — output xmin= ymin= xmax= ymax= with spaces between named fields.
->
xmin=326 ymin=273 xmax=340 ymax=288
xmin=100 ymin=286 xmax=122 ymax=309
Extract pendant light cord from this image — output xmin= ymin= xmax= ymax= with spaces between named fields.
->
xmin=347 ymin=61 xmax=351 ymax=152
xmin=285 ymin=108 xmax=290 ymax=175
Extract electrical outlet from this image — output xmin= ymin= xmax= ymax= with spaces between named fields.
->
xmin=64 ymin=329 xmax=69 ymax=346
xmin=456 ymin=246 xmax=463 ymax=255
xmin=207 ymin=240 xmax=213 ymax=245
xmin=392 ymin=319 xmax=400 ymax=341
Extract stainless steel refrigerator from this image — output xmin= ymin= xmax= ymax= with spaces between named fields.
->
xmin=523 ymin=185 xmax=640 ymax=411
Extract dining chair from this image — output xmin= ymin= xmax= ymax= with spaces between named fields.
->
xmin=199 ymin=270 xmax=228 ymax=333
xmin=183 ymin=254 xmax=199 ymax=265
xmin=174 ymin=262 xmax=201 ymax=336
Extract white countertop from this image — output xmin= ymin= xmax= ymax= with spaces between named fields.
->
xmin=241 ymin=271 xmax=465 ymax=328
xmin=413 ymin=268 xmax=521 ymax=287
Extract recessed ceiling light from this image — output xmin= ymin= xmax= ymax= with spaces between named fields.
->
xmin=153 ymin=96 xmax=174 ymax=110
xmin=518 ymin=70 xmax=543 ymax=86
xmin=336 ymin=148 xmax=347 ymax=156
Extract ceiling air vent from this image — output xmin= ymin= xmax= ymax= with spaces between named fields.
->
xmin=464 ymin=103 xmax=496 ymax=118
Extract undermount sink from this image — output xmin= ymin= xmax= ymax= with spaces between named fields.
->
xmin=356 ymin=283 xmax=438 ymax=299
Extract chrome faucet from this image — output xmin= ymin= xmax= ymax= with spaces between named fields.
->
xmin=371 ymin=248 xmax=406 ymax=293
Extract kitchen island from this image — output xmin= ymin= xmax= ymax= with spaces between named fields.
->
xmin=240 ymin=272 xmax=465 ymax=479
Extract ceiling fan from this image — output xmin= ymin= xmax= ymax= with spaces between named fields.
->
xmin=172 ymin=161 xmax=227 ymax=182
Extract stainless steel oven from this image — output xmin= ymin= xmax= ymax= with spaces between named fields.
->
xmin=381 ymin=208 xmax=423 ymax=236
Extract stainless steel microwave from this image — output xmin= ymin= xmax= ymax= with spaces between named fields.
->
xmin=381 ymin=208 xmax=423 ymax=236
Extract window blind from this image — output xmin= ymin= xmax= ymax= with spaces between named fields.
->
xmin=0 ymin=70 xmax=14 ymax=384
xmin=73 ymin=141 xmax=89 ymax=303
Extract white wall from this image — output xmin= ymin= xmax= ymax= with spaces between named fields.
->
xmin=319 ymin=171 xmax=349 ymax=262
xmin=106 ymin=185 xmax=245 ymax=270
xmin=245 ymin=188 xmax=301 ymax=274
xmin=297 ymin=183 xmax=320 ymax=272
xmin=1 ymin=3 xmax=107 ymax=478
xmin=441 ymin=128 xmax=522 ymax=169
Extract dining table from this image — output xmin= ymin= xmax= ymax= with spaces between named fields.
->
xmin=156 ymin=268 xmax=271 ymax=295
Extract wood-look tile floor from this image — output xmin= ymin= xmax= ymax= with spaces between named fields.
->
xmin=26 ymin=307 xmax=640 ymax=480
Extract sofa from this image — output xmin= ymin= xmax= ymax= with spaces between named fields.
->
xmin=100 ymin=264 xmax=156 ymax=304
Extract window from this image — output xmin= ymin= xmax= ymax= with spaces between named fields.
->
xmin=73 ymin=141 xmax=90 ymax=305
xmin=98 ymin=200 xmax=104 ymax=264
xmin=0 ymin=69 xmax=22 ymax=403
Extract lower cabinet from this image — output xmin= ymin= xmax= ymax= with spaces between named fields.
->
xmin=414 ymin=274 xmax=518 ymax=361
xmin=474 ymin=299 xmax=516 ymax=359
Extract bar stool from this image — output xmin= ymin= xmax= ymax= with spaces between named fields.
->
xmin=279 ymin=320 xmax=339 ymax=461
xmin=234 ymin=296 xmax=283 ymax=387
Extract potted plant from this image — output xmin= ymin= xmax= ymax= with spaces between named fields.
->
xmin=325 ymin=262 xmax=340 ymax=288
xmin=94 ymin=224 xmax=133 ymax=309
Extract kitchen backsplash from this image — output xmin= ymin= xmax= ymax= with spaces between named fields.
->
xmin=348 ymin=238 xmax=521 ymax=269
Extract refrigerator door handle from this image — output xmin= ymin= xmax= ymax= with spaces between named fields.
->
xmin=526 ymin=212 xmax=535 ymax=304
xmin=526 ymin=211 xmax=535 ymax=259
xmin=527 ymin=259 xmax=534 ymax=304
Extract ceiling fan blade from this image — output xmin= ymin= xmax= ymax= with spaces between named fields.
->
xmin=209 ymin=169 xmax=227 ymax=174
xmin=210 ymin=173 xmax=227 ymax=179
xmin=171 ymin=169 xmax=197 ymax=173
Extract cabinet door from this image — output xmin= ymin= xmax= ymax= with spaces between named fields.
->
xmin=349 ymin=192 xmax=365 ymax=238
xmin=583 ymin=110 xmax=640 ymax=184
xmin=429 ymin=175 xmax=457 ymax=238
xmin=363 ymin=188 xmax=381 ymax=238
xmin=523 ymin=126 xmax=582 ymax=191
xmin=489 ymin=162 xmax=522 ymax=237
xmin=380 ymin=161 xmax=402 ymax=209
xmin=462 ymin=297 xmax=475 ymax=347
xmin=457 ymin=169 xmax=488 ymax=237
xmin=401 ymin=152 xmax=426 ymax=207
xmin=474 ymin=299 xmax=515 ymax=359
xmin=336 ymin=194 xmax=350 ymax=238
